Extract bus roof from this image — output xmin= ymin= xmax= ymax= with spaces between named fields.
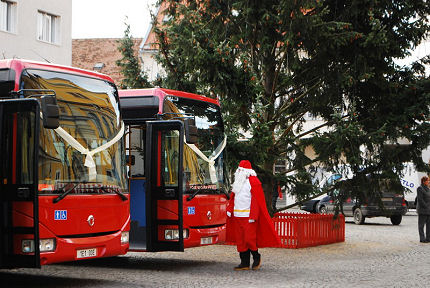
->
xmin=0 ymin=59 xmax=114 ymax=83
xmin=118 ymin=88 xmax=220 ymax=106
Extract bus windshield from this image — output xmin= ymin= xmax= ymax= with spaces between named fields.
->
xmin=20 ymin=69 xmax=127 ymax=194
xmin=163 ymin=96 xmax=225 ymax=193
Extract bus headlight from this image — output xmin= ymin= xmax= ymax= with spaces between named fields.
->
xmin=121 ymin=231 xmax=129 ymax=244
xmin=22 ymin=239 xmax=34 ymax=253
xmin=22 ymin=238 xmax=56 ymax=253
xmin=164 ymin=229 xmax=189 ymax=240
xmin=40 ymin=239 xmax=56 ymax=252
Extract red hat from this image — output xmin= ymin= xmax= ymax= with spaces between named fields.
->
xmin=239 ymin=160 xmax=252 ymax=169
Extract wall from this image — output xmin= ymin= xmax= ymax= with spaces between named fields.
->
xmin=72 ymin=38 xmax=142 ymax=86
xmin=0 ymin=0 xmax=72 ymax=65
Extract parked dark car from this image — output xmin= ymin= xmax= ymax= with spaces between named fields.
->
xmin=300 ymin=174 xmax=343 ymax=213
xmin=317 ymin=191 xmax=407 ymax=225
xmin=300 ymin=199 xmax=320 ymax=213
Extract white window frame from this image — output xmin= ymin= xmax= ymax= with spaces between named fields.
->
xmin=37 ymin=10 xmax=60 ymax=44
xmin=0 ymin=0 xmax=16 ymax=33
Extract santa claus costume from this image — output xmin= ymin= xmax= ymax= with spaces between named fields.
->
xmin=226 ymin=160 xmax=281 ymax=271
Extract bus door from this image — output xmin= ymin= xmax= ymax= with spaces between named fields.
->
xmin=128 ymin=125 xmax=148 ymax=250
xmin=145 ymin=120 xmax=184 ymax=252
xmin=0 ymin=99 xmax=40 ymax=268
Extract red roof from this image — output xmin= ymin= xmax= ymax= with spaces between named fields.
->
xmin=119 ymin=88 xmax=220 ymax=106
xmin=0 ymin=58 xmax=114 ymax=83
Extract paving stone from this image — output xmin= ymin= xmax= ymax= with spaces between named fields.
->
xmin=3 ymin=213 xmax=429 ymax=287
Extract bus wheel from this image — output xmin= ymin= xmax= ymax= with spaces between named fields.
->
xmin=390 ymin=215 xmax=402 ymax=225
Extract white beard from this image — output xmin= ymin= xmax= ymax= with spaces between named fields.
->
xmin=232 ymin=167 xmax=257 ymax=194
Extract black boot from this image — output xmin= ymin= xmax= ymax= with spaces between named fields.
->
xmin=251 ymin=249 xmax=261 ymax=270
xmin=234 ymin=250 xmax=250 ymax=270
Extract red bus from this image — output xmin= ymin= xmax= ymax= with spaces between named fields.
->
xmin=119 ymin=88 xmax=228 ymax=252
xmin=0 ymin=59 xmax=129 ymax=268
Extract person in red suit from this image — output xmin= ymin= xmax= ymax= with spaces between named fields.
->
xmin=226 ymin=160 xmax=281 ymax=271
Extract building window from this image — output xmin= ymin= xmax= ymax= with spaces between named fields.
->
xmin=274 ymin=159 xmax=287 ymax=174
xmin=37 ymin=11 xmax=60 ymax=44
xmin=0 ymin=0 xmax=16 ymax=33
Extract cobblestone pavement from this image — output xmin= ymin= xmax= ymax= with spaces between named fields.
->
xmin=2 ymin=212 xmax=430 ymax=288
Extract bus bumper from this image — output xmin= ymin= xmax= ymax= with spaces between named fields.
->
xmin=361 ymin=206 xmax=407 ymax=217
xmin=184 ymin=224 xmax=226 ymax=248
xmin=39 ymin=231 xmax=129 ymax=265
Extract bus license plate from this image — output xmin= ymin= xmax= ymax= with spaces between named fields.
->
xmin=77 ymin=248 xmax=97 ymax=259
xmin=200 ymin=237 xmax=213 ymax=245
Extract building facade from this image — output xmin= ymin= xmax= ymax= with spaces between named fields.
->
xmin=72 ymin=38 xmax=142 ymax=85
xmin=139 ymin=2 xmax=167 ymax=82
xmin=0 ymin=0 xmax=72 ymax=65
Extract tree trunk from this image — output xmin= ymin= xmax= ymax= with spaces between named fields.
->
xmin=260 ymin=160 xmax=275 ymax=215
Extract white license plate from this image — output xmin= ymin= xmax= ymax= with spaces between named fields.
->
xmin=200 ymin=237 xmax=213 ymax=245
xmin=77 ymin=248 xmax=97 ymax=259
xmin=382 ymin=198 xmax=392 ymax=202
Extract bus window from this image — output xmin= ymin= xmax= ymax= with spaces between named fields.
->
xmin=20 ymin=69 xmax=126 ymax=191
xmin=19 ymin=110 xmax=37 ymax=184
xmin=162 ymin=130 xmax=180 ymax=186
xmin=163 ymin=96 xmax=225 ymax=190
xmin=129 ymin=126 xmax=145 ymax=177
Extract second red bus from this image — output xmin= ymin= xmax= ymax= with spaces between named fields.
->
xmin=119 ymin=88 xmax=228 ymax=252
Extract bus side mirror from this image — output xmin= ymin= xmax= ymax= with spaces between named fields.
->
xmin=0 ymin=69 xmax=15 ymax=98
xmin=41 ymin=95 xmax=59 ymax=129
xmin=184 ymin=118 xmax=198 ymax=144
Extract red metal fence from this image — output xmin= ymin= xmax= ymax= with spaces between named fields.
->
xmin=273 ymin=212 xmax=345 ymax=248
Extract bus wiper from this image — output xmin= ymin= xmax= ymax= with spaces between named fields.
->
xmin=186 ymin=186 xmax=206 ymax=201
xmin=219 ymin=189 xmax=230 ymax=200
xmin=52 ymin=182 xmax=81 ymax=204
xmin=98 ymin=186 xmax=128 ymax=201
xmin=186 ymin=187 xmax=230 ymax=201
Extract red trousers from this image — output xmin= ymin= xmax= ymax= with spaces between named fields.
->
xmin=234 ymin=217 xmax=258 ymax=252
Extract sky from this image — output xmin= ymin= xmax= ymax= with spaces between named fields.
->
xmin=72 ymin=0 xmax=158 ymax=39
xmin=396 ymin=41 xmax=430 ymax=74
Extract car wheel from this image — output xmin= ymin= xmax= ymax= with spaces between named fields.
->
xmin=319 ymin=205 xmax=327 ymax=214
xmin=390 ymin=215 xmax=402 ymax=225
xmin=353 ymin=208 xmax=365 ymax=225
xmin=313 ymin=201 xmax=320 ymax=213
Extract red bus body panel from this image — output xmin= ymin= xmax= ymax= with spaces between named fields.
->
xmin=156 ymin=195 xmax=228 ymax=248
xmin=182 ymin=195 xmax=227 ymax=247
xmin=13 ymin=196 xmax=130 ymax=265
xmin=2 ymin=59 xmax=129 ymax=265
